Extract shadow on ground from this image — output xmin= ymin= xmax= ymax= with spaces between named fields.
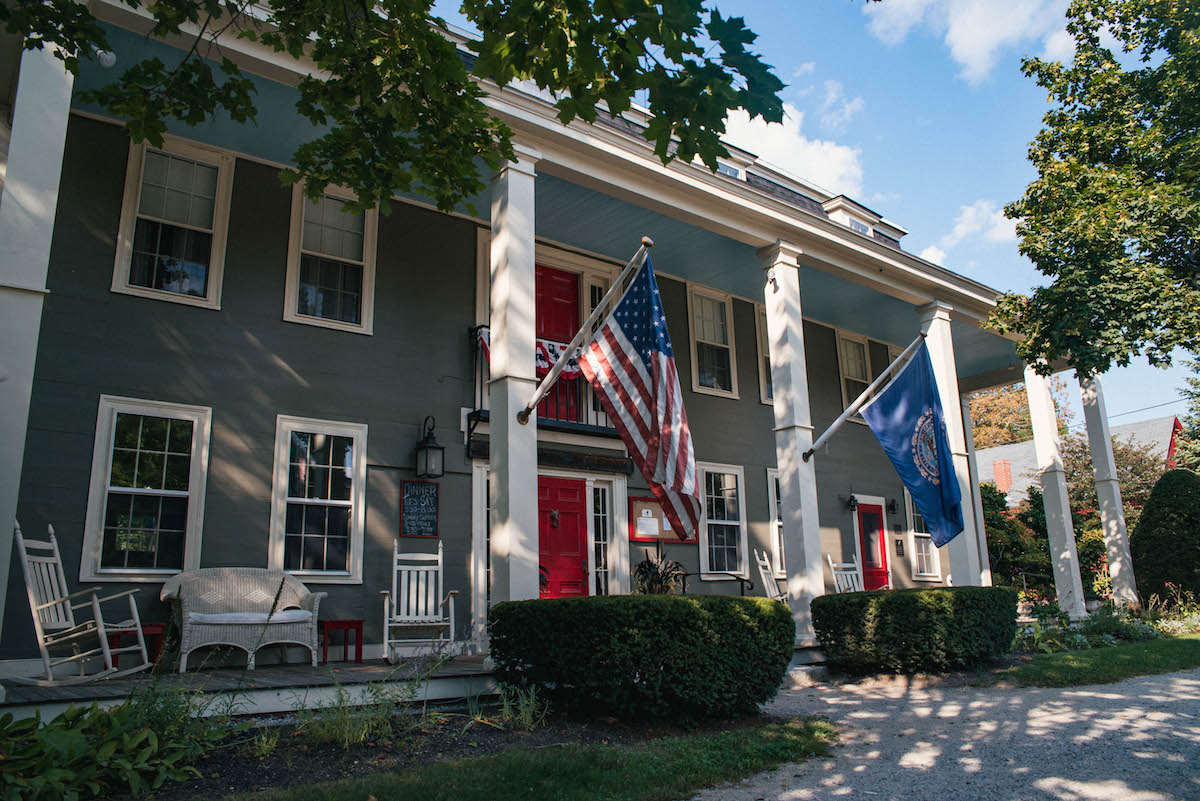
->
xmin=691 ymin=668 xmax=1200 ymax=801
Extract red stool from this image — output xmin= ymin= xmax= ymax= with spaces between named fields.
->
xmin=107 ymin=622 xmax=167 ymax=669
xmin=319 ymin=619 xmax=364 ymax=665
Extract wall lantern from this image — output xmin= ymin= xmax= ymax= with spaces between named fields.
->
xmin=415 ymin=416 xmax=445 ymax=479
xmin=846 ymin=494 xmax=859 ymax=511
xmin=887 ymin=499 xmax=899 ymax=515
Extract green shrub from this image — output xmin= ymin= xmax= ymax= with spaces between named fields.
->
xmin=0 ymin=682 xmax=229 ymax=800
xmin=488 ymin=595 xmax=794 ymax=720
xmin=811 ymin=586 xmax=1018 ymax=674
xmin=1131 ymin=469 xmax=1200 ymax=600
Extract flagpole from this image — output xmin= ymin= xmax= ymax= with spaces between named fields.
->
xmin=516 ymin=236 xmax=653 ymax=425
xmin=802 ymin=332 xmax=926 ymax=462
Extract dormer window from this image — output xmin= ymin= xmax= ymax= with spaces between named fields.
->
xmin=848 ymin=218 xmax=871 ymax=236
xmin=716 ymin=162 xmax=741 ymax=179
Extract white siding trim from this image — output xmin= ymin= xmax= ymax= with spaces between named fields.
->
xmin=80 ymin=395 xmax=212 ymax=582
xmin=267 ymin=415 xmax=367 ymax=584
xmin=111 ymin=137 xmax=235 ymax=310
xmin=282 ymin=183 xmax=378 ymax=335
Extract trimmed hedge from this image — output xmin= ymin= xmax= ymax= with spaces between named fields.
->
xmin=811 ymin=586 xmax=1018 ymax=674
xmin=1131 ymin=469 xmax=1200 ymax=600
xmin=488 ymin=595 xmax=794 ymax=720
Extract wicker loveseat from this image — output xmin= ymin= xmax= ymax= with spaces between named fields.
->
xmin=160 ymin=568 xmax=326 ymax=672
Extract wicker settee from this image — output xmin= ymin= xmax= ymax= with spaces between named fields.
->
xmin=160 ymin=568 xmax=326 ymax=672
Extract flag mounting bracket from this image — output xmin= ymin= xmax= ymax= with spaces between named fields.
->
xmin=516 ymin=236 xmax=654 ymax=425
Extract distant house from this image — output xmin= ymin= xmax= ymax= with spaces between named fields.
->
xmin=977 ymin=415 xmax=1184 ymax=507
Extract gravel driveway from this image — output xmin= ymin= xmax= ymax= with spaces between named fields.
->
xmin=691 ymin=668 xmax=1200 ymax=801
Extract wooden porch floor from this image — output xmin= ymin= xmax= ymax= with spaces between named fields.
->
xmin=1 ymin=655 xmax=492 ymax=717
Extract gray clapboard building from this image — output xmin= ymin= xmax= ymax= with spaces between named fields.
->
xmin=0 ymin=13 xmax=1142 ymax=678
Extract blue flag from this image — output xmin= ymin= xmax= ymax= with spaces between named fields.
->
xmin=860 ymin=343 xmax=963 ymax=547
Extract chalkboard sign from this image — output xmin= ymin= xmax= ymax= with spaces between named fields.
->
xmin=401 ymin=480 xmax=439 ymax=538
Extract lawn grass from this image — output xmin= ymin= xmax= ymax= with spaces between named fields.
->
xmin=1002 ymin=633 xmax=1200 ymax=687
xmin=225 ymin=716 xmax=836 ymax=801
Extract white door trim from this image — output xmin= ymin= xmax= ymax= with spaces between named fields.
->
xmin=469 ymin=462 xmax=629 ymax=650
xmin=849 ymin=494 xmax=889 ymax=590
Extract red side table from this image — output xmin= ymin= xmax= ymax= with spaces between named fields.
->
xmin=319 ymin=619 xmax=365 ymax=665
xmin=107 ymin=622 xmax=167 ymax=669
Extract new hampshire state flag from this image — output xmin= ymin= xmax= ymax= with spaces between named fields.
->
xmin=860 ymin=343 xmax=964 ymax=547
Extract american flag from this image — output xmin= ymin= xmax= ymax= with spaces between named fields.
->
xmin=578 ymin=257 xmax=701 ymax=539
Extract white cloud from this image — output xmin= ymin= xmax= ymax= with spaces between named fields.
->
xmin=929 ymin=199 xmax=1017 ymax=255
xmin=919 ymin=245 xmax=947 ymax=264
xmin=864 ymin=0 xmax=1069 ymax=84
xmin=793 ymin=62 xmax=816 ymax=78
xmin=724 ymin=103 xmax=864 ymax=196
xmin=1040 ymin=27 xmax=1075 ymax=62
xmin=820 ymin=80 xmax=865 ymax=129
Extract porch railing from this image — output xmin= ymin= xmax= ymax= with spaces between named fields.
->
xmin=471 ymin=326 xmax=614 ymax=431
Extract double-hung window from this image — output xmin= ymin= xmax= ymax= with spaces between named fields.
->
xmin=689 ymin=287 xmax=738 ymax=397
xmin=284 ymin=186 xmax=378 ymax=334
xmin=837 ymin=333 xmax=871 ymax=413
xmin=81 ymin=396 xmax=211 ymax=581
xmin=268 ymin=416 xmax=367 ymax=583
xmin=907 ymin=490 xmax=941 ymax=581
xmin=766 ymin=469 xmax=786 ymax=578
xmin=756 ymin=307 xmax=773 ymax=403
xmin=698 ymin=462 xmax=748 ymax=579
xmin=113 ymin=140 xmax=234 ymax=309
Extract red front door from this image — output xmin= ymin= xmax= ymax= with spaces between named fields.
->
xmin=535 ymin=264 xmax=581 ymax=422
xmin=538 ymin=476 xmax=589 ymax=598
xmin=856 ymin=503 xmax=889 ymax=590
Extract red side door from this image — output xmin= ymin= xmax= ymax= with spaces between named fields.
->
xmin=538 ymin=476 xmax=589 ymax=598
xmin=857 ymin=503 xmax=889 ymax=590
xmin=535 ymin=264 xmax=581 ymax=422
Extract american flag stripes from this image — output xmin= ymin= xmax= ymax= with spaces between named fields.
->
xmin=578 ymin=257 xmax=701 ymax=540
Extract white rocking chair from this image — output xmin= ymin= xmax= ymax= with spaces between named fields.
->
xmin=379 ymin=540 xmax=458 ymax=662
xmin=826 ymin=554 xmax=864 ymax=593
xmin=14 ymin=521 xmax=151 ymax=685
xmin=754 ymin=549 xmax=786 ymax=602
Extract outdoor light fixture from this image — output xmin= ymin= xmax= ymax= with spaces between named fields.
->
xmin=415 ymin=416 xmax=445 ymax=479
xmin=846 ymin=494 xmax=859 ymax=511
xmin=887 ymin=499 xmax=899 ymax=515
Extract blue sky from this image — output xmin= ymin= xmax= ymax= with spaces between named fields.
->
xmin=434 ymin=0 xmax=1193 ymax=427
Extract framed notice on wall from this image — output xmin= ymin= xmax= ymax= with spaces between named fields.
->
xmin=628 ymin=496 xmax=696 ymax=543
xmin=401 ymin=480 xmax=439 ymax=538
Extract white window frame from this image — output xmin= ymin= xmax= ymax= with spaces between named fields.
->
xmin=836 ymin=329 xmax=872 ymax=422
xmin=80 ymin=395 xmax=211 ymax=582
xmin=687 ymin=284 xmax=739 ymax=399
xmin=283 ymin=183 xmax=379 ymax=335
xmin=905 ymin=489 xmax=942 ymax=582
xmin=267 ymin=415 xmax=368 ymax=584
xmin=765 ymin=468 xmax=786 ymax=579
xmin=755 ymin=304 xmax=773 ymax=405
xmin=697 ymin=461 xmax=749 ymax=580
xmin=112 ymin=138 xmax=235 ymax=310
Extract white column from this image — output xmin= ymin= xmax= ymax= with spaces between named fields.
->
xmin=961 ymin=395 xmax=993 ymax=586
xmin=0 ymin=48 xmax=75 ymax=675
xmin=760 ymin=242 xmax=823 ymax=645
xmin=918 ymin=302 xmax=983 ymax=586
xmin=1078 ymin=374 xmax=1139 ymax=607
xmin=488 ymin=146 xmax=540 ymax=602
xmin=1024 ymin=366 xmax=1087 ymax=619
